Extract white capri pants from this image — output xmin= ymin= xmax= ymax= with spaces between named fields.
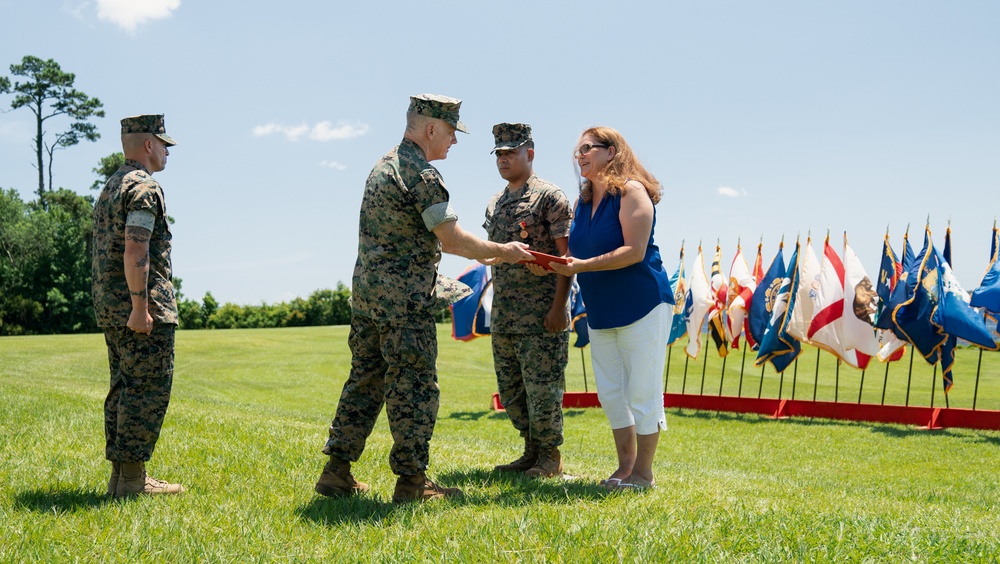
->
xmin=589 ymin=302 xmax=672 ymax=435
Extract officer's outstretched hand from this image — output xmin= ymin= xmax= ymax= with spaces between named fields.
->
xmin=500 ymin=241 xmax=533 ymax=264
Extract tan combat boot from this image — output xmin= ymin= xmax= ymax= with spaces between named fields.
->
xmin=494 ymin=437 xmax=538 ymax=473
xmin=525 ymin=447 xmax=563 ymax=478
xmin=391 ymin=472 xmax=463 ymax=503
xmin=115 ymin=462 xmax=185 ymax=497
xmin=314 ymin=456 xmax=370 ymax=498
xmin=107 ymin=461 xmax=121 ymax=496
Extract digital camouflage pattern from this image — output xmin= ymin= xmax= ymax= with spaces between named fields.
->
xmin=407 ymin=93 xmax=468 ymax=133
xmin=493 ymin=332 xmax=569 ymax=449
xmin=103 ymin=324 xmax=175 ymax=462
xmin=323 ymin=313 xmax=440 ymax=476
xmin=484 ymin=175 xmax=572 ymax=333
xmin=434 ymin=273 xmax=473 ymax=309
xmin=325 ymin=134 xmax=459 ymax=476
xmin=351 ymin=138 xmax=456 ymax=330
xmin=92 ymin=159 xmax=177 ymax=327
xmin=485 ymin=172 xmax=572 ymax=450
xmin=491 ymin=123 xmax=532 ymax=153
xmin=120 ymin=114 xmax=177 ymax=146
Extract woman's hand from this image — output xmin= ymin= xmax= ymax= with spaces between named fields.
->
xmin=549 ymin=257 xmax=583 ymax=276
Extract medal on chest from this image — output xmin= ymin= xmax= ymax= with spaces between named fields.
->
xmin=519 ymin=221 xmax=528 ymax=239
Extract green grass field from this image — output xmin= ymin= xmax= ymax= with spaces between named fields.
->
xmin=2 ymin=326 xmax=999 ymax=562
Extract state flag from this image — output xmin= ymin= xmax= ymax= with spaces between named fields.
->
xmin=684 ymin=247 xmax=713 ymax=359
xmin=726 ymin=244 xmax=756 ymax=349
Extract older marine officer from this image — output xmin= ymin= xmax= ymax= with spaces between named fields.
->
xmin=315 ymin=94 xmax=533 ymax=503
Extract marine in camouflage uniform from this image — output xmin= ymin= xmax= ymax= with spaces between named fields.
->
xmin=316 ymin=95 xmax=532 ymax=503
xmin=92 ymin=114 xmax=183 ymax=497
xmin=484 ymin=123 xmax=573 ymax=478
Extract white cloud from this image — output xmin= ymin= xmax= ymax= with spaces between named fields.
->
xmin=309 ymin=121 xmax=369 ymax=141
xmin=717 ymin=186 xmax=748 ymax=198
xmin=96 ymin=0 xmax=180 ymax=33
xmin=253 ymin=123 xmax=310 ymax=141
xmin=253 ymin=121 xmax=369 ymax=142
xmin=319 ymin=160 xmax=347 ymax=170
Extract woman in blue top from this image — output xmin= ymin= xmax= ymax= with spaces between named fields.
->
xmin=542 ymin=126 xmax=674 ymax=491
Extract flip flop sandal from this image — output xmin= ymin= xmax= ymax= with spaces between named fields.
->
xmin=609 ymin=479 xmax=656 ymax=491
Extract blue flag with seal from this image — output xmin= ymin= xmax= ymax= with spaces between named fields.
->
xmin=891 ymin=229 xmax=950 ymax=390
xmin=755 ymin=242 xmax=801 ymax=373
xmin=748 ymin=244 xmax=785 ymax=349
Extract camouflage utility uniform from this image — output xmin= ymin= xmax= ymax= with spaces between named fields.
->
xmin=485 ymin=176 xmax=572 ymax=450
xmin=92 ymin=159 xmax=177 ymax=463
xmin=323 ymin=138 xmax=459 ymax=477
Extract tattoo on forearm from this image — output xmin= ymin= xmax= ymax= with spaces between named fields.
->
xmin=135 ymin=256 xmax=148 ymax=267
xmin=125 ymin=226 xmax=151 ymax=244
xmin=129 ymin=290 xmax=145 ymax=297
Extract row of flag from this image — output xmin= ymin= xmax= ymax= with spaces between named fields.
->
xmin=450 ymin=222 xmax=1000 ymax=394
xmin=673 ymin=223 xmax=1000 ymax=393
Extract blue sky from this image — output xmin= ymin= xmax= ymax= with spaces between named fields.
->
xmin=2 ymin=1 xmax=998 ymax=305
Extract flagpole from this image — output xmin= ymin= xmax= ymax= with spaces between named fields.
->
xmin=974 ymin=347 xmax=983 ymax=410
xmin=581 ymin=348 xmax=588 ymax=393
xmin=700 ymin=346 xmax=708 ymax=395
xmin=664 ymin=345 xmax=672 ymax=392
xmin=858 ymin=368 xmax=866 ymax=404
xmin=791 ymin=357 xmax=798 ymax=400
xmin=834 ymin=359 xmax=840 ymax=403
xmin=718 ymin=355 xmax=727 ymax=396
xmin=737 ymin=340 xmax=747 ymax=398
xmin=973 ymin=310 xmax=989 ymax=410
xmin=778 ymin=369 xmax=784 ymax=399
xmin=930 ymin=364 xmax=937 ymax=408
xmin=813 ymin=348 xmax=820 ymax=402
xmin=682 ymin=355 xmax=689 ymax=394
xmin=905 ymin=346 xmax=915 ymax=407
xmin=758 ymin=364 xmax=765 ymax=399
xmin=881 ymin=361 xmax=890 ymax=406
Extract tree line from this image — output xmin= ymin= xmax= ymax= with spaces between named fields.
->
xmin=1 ymin=55 xmax=354 ymax=336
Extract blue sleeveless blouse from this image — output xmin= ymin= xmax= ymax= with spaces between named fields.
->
xmin=568 ymin=191 xmax=673 ymax=330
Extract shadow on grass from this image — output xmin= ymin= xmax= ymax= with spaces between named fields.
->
xmin=297 ymin=468 xmax=616 ymax=527
xmin=448 ymin=408 xmax=590 ymax=422
xmin=296 ymin=495 xmax=396 ymax=525
xmin=434 ymin=467 xmax=611 ymax=507
xmin=13 ymin=488 xmax=112 ymax=513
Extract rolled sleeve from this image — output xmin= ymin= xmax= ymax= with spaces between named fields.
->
xmin=422 ymin=201 xmax=458 ymax=231
xmin=126 ymin=209 xmax=157 ymax=232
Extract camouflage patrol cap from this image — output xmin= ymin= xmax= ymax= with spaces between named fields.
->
xmin=120 ymin=114 xmax=177 ymax=146
xmin=491 ymin=123 xmax=532 ymax=153
xmin=408 ymin=93 xmax=469 ymax=134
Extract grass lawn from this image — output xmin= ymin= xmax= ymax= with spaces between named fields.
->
xmin=1 ymin=325 xmax=999 ymax=562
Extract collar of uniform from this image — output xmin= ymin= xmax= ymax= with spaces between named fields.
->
xmin=123 ymin=158 xmax=151 ymax=174
xmin=500 ymin=174 xmax=538 ymax=203
xmin=399 ymin=137 xmax=427 ymax=161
